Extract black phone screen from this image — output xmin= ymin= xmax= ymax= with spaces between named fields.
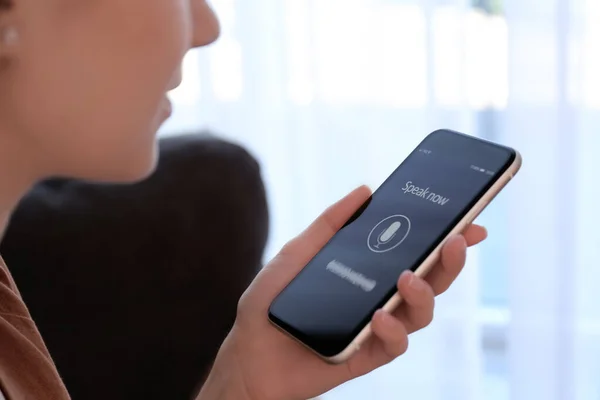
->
xmin=268 ymin=130 xmax=516 ymax=358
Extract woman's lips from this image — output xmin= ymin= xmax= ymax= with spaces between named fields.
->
xmin=162 ymin=96 xmax=173 ymax=119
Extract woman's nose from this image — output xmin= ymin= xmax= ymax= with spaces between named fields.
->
xmin=190 ymin=0 xmax=220 ymax=48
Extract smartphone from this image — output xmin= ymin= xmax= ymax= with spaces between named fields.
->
xmin=268 ymin=130 xmax=522 ymax=363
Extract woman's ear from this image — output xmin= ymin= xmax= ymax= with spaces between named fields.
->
xmin=0 ymin=25 xmax=18 ymax=47
xmin=0 ymin=24 xmax=18 ymax=70
xmin=0 ymin=0 xmax=17 ymax=39
xmin=0 ymin=0 xmax=19 ymax=67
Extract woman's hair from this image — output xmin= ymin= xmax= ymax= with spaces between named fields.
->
xmin=0 ymin=0 xmax=11 ymax=10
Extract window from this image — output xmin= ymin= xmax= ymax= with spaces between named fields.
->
xmin=163 ymin=1 xmax=600 ymax=398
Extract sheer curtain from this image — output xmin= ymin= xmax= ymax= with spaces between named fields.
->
xmin=159 ymin=0 xmax=600 ymax=399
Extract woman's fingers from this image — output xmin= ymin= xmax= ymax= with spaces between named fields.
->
xmin=370 ymin=310 xmax=409 ymax=361
xmin=423 ymin=234 xmax=468 ymax=296
xmin=463 ymin=224 xmax=487 ymax=246
xmin=365 ymin=224 xmax=487 ymax=370
xmin=393 ymin=271 xmax=435 ymax=333
xmin=405 ymin=224 xmax=486 ymax=298
xmin=374 ymin=225 xmax=487 ymax=338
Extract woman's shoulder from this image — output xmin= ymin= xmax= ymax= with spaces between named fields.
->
xmin=0 ymin=256 xmax=71 ymax=399
xmin=0 ymin=256 xmax=25 ymax=313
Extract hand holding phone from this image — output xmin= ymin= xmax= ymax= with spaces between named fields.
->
xmin=202 ymin=183 xmax=486 ymax=400
xmin=269 ymin=130 xmax=521 ymax=363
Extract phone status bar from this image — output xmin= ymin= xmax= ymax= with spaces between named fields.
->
xmin=418 ymin=147 xmax=496 ymax=176
xmin=470 ymin=165 xmax=495 ymax=176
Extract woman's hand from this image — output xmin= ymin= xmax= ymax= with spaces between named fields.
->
xmin=197 ymin=186 xmax=487 ymax=400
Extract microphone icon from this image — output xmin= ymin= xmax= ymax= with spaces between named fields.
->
xmin=374 ymin=221 xmax=402 ymax=249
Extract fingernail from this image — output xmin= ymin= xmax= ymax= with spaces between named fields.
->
xmin=378 ymin=310 xmax=394 ymax=327
xmin=400 ymin=270 xmax=411 ymax=280
xmin=408 ymin=272 xmax=426 ymax=291
xmin=450 ymin=234 xmax=465 ymax=244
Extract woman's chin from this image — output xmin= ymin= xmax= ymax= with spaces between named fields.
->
xmin=77 ymin=146 xmax=160 ymax=184
xmin=111 ymin=153 xmax=159 ymax=184
xmin=115 ymin=161 xmax=158 ymax=183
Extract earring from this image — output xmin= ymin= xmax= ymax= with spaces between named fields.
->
xmin=0 ymin=26 xmax=18 ymax=47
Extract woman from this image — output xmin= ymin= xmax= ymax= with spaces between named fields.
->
xmin=0 ymin=1 xmax=487 ymax=399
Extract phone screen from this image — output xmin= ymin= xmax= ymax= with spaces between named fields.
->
xmin=269 ymin=130 xmax=516 ymax=358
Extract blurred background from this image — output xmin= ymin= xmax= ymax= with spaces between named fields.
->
xmin=159 ymin=0 xmax=600 ymax=399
